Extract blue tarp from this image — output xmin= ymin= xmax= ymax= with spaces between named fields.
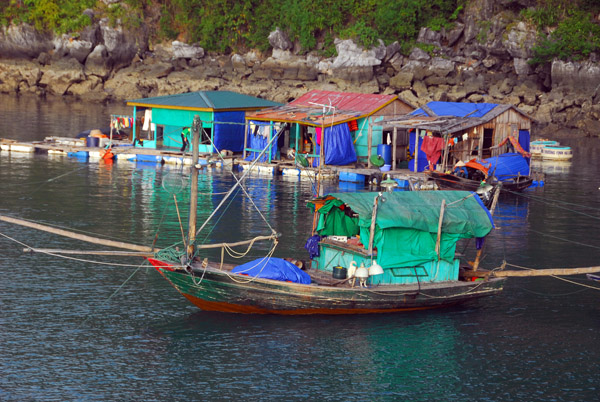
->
xmin=412 ymin=101 xmax=498 ymax=118
xmin=213 ymin=111 xmax=245 ymax=152
xmin=245 ymin=121 xmax=278 ymax=162
xmin=323 ymin=123 xmax=357 ymax=165
xmin=480 ymin=153 xmax=530 ymax=181
xmin=232 ymin=257 xmax=311 ymax=284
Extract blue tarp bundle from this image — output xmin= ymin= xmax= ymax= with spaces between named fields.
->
xmin=323 ymin=123 xmax=357 ymax=165
xmin=481 ymin=153 xmax=530 ymax=181
xmin=213 ymin=111 xmax=245 ymax=152
xmin=232 ymin=257 xmax=311 ymax=284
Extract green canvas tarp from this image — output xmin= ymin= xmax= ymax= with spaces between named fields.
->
xmin=311 ymin=191 xmax=494 ymax=268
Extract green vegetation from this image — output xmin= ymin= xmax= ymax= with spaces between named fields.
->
xmin=0 ymin=0 xmax=598 ymax=66
xmin=0 ymin=0 xmax=464 ymax=54
xmin=522 ymin=0 xmax=600 ymax=66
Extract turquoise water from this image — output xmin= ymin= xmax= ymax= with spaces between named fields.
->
xmin=1 ymin=95 xmax=600 ymax=401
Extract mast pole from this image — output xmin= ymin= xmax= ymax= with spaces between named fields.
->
xmin=187 ymin=115 xmax=201 ymax=260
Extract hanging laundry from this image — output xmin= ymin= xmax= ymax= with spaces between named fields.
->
xmin=142 ymin=110 xmax=152 ymax=131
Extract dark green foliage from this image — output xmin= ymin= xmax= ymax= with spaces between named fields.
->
xmin=529 ymin=8 xmax=600 ymax=65
xmin=1 ymin=0 xmax=598 ymax=65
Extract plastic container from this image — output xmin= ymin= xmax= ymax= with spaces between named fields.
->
xmin=380 ymin=164 xmax=391 ymax=172
xmin=86 ymin=136 xmax=100 ymax=147
xmin=332 ymin=266 xmax=347 ymax=279
xmin=377 ymin=144 xmax=392 ymax=165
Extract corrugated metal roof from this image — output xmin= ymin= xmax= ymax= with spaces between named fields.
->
xmin=127 ymin=91 xmax=281 ymax=110
xmin=290 ymin=90 xmax=399 ymax=115
xmin=246 ymin=90 xmax=399 ymax=126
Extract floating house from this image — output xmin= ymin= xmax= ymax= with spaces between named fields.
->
xmin=243 ymin=90 xmax=414 ymax=169
xmin=380 ymin=101 xmax=534 ymax=172
xmin=126 ymin=91 xmax=281 ymax=154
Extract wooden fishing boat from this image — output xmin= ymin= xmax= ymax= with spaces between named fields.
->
xmin=147 ymin=189 xmax=506 ymax=314
xmin=427 ymin=171 xmax=533 ymax=193
xmin=427 ymin=153 xmax=534 ymax=194
xmin=141 ymin=116 xmax=506 ymax=314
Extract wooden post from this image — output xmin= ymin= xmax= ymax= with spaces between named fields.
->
xmin=414 ymin=130 xmax=419 ymax=171
xmin=367 ymin=118 xmax=373 ymax=168
xmin=319 ymin=123 xmax=324 ymax=169
xmin=243 ymin=120 xmax=248 ymax=159
xmin=435 ymin=199 xmax=446 ymax=260
xmin=187 ymin=115 xmax=201 ymax=260
xmin=368 ymin=194 xmax=380 ymax=256
xmin=392 ymin=127 xmax=397 ymax=171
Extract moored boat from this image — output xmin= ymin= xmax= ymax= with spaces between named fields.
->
xmin=148 ymin=190 xmax=505 ymax=314
xmin=541 ymin=145 xmax=573 ymax=161
xmin=530 ymin=140 xmax=559 ymax=157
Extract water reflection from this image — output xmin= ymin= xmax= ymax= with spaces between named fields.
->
xmin=531 ymin=159 xmax=572 ymax=175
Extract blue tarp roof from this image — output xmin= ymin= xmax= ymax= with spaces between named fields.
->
xmin=412 ymin=102 xmax=499 ymax=118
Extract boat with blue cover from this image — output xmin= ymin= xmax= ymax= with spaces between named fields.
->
xmin=147 ymin=117 xmax=506 ymax=314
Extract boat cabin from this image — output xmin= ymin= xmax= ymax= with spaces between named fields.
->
xmin=126 ymin=91 xmax=281 ymax=153
xmin=243 ymin=90 xmax=414 ymax=167
xmin=307 ymin=191 xmax=494 ymax=285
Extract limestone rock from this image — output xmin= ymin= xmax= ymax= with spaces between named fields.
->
xmin=551 ymin=60 xmax=600 ymax=95
xmin=417 ymin=27 xmax=442 ymax=47
xmin=389 ymin=71 xmax=413 ymax=90
xmin=0 ymin=24 xmax=53 ymax=58
xmin=39 ymin=58 xmax=85 ymax=96
xmin=268 ymin=28 xmax=292 ymax=51
xmin=85 ymin=44 xmax=110 ymax=78
xmin=503 ymin=22 xmax=537 ymax=60
xmin=172 ymin=41 xmax=205 ymax=59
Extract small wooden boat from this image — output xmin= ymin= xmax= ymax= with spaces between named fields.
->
xmin=541 ymin=145 xmax=573 ymax=161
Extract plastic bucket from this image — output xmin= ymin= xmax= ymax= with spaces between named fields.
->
xmin=86 ymin=136 xmax=100 ymax=147
xmin=377 ymin=144 xmax=392 ymax=165
xmin=380 ymin=164 xmax=391 ymax=172
xmin=332 ymin=266 xmax=347 ymax=279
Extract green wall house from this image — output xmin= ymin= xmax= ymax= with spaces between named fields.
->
xmin=127 ymin=91 xmax=281 ymax=154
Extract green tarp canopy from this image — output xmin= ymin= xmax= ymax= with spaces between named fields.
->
xmin=310 ymin=191 xmax=494 ymax=268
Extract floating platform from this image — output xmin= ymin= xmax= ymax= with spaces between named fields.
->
xmin=1 ymin=137 xmax=428 ymax=188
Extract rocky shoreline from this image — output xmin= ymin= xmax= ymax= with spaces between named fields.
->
xmin=1 ymin=10 xmax=600 ymax=140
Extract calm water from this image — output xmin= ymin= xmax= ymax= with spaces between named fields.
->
xmin=1 ymin=94 xmax=600 ymax=401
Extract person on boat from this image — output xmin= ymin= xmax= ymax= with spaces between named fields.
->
xmin=453 ymin=161 xmax=468 ymax=178
xmin=181 ymin=127 xmax=190 ymax=152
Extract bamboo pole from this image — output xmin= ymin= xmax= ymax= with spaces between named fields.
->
xmin=493 ymin=266 xmax=600 ymax=277
xmin=435 ymin=199 xmax=446 ymax=260
xmin=0 ymin=215 xmax=154 ymax=252
xmin=367 ymin=119 xmax=373 ymax=168
xmin=23 ymin=248 xmax=154 ymax=257
xmin=187 ymin=115 xmax=201 ymax=259
xmin=392 ymin=127 xmax=397 ymax=171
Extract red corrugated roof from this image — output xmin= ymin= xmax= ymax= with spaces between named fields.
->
xmin=246 ymin=90 xmax=398 ymax=126
xmin=290 ymin=90 xmax=397 ymax=115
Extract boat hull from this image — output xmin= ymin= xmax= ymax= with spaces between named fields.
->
xmin=148 ymin=259 xmax=505 ymax=315
xmin=427 ymin=171 xmax=532 ymax=192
